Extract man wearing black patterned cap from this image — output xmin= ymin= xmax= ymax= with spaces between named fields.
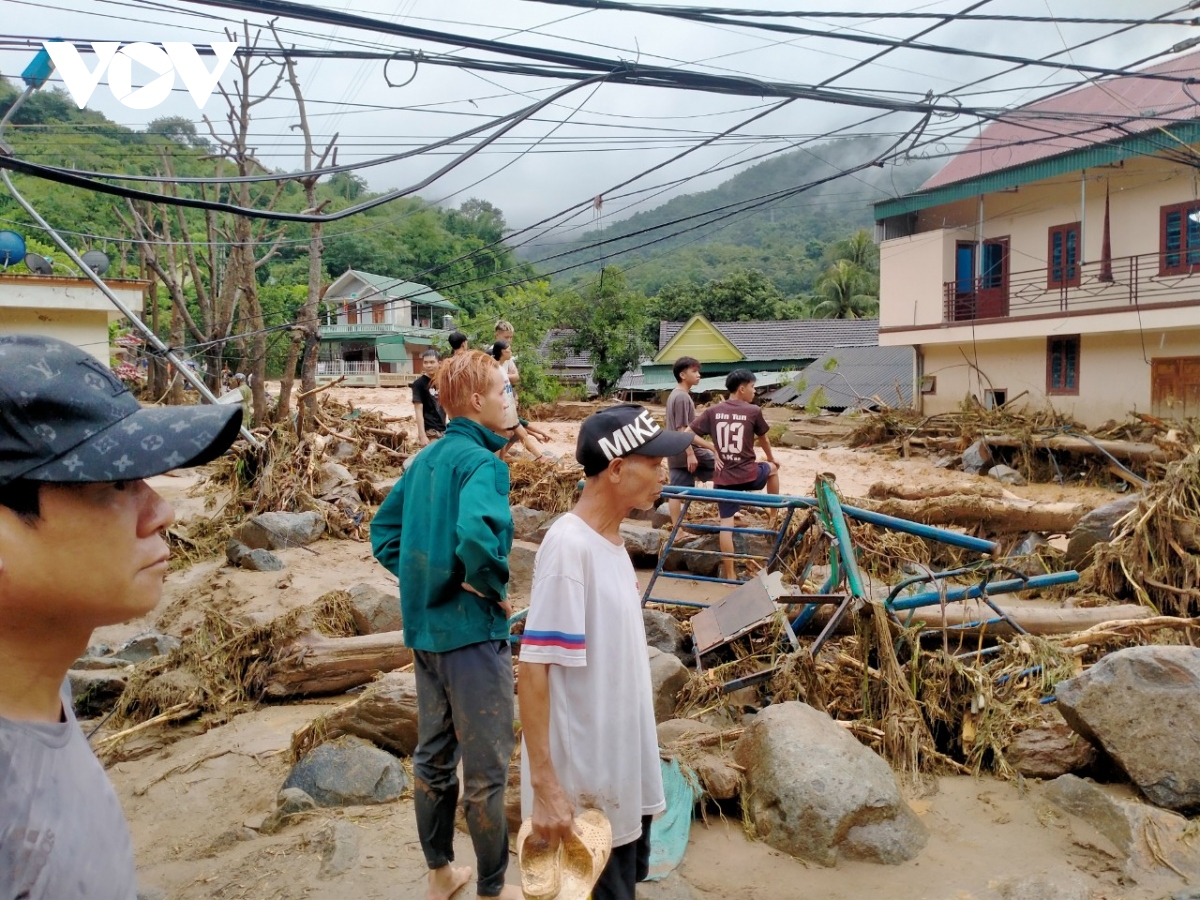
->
xmin=0 ymin=334 xmax=243 ymax=900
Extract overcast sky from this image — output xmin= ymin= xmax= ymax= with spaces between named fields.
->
xmin=0 ymin=0 xmax=1192 ymax=229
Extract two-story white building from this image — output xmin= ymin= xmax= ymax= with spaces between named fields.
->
xmin=0 ymin=274 xmax=145 ymax=363
xmin=317 ymin=269 xmax=460 ymax=387
xmin=874 ymin=53 xmax=1200 ymax=425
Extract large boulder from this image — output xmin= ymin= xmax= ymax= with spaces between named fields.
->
xmin=282 ymin=736 xmax=407 ymax=808
xmin=620 ymin=522 xmax=665 ymax=568
xmin=1044 ymin=774 xmax=1200 ymax=882
xmin=111 ymin=631 xmax=180 ymax=664
xmin=961 ymin=439 xmax=993 ymax=475
xmin=734 ymin=702 xmax=928 ymax=866
xmin=68 ymin=668 xmax=129 ymax=718
xmin=1006 ymin=722 xmax=1098 ymax=779
xmin=346 ymin=583 xmax=402 ymax=635
xmin=299 ymin=671 xmax=421 ymax=757
xmin=1064 ymin=494 xmax=1140 ymax=568
xmin=647 ymin=647 xmax=689 ymax=723
xmin=643 ymin=609 xmax=685 ymax=659
xmin=508 ymin=540 xmax=539 ymax=594
xmin=511 ymin=505 xmax=550 ymax=542
xmin=236 ymin=511 xmax=326 ymax=551
xmin=665 ymin=534 xmax=721 ymax=577
xmin=1055 ymin=646 xmax=1200 ymax=813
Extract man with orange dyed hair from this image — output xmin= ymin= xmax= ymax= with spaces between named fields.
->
xmin=371 ymin=350 xmax=522 ymax=900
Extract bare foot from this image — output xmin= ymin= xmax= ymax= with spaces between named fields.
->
xmin=427 ymin=864 xmax=472 ymax=900
xmin=482 ymin=886 xmax=524 ymax=900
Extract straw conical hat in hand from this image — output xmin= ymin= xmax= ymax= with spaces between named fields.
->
xmin=518 ymin=808 xmax=613 ymax=900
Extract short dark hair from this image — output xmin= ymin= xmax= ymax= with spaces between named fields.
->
xmin=421 ymin=348 xmax=441 ymax=361
xmin=673 ymin=356 xmax=700 ymax=383
xmin=0 ymin=479 xmax=41 ymax=523
xmin=726 ymin=368 xmax=756 ymax=393
xmin=491 ymin=339 xmax=509 ymax=361
xmin=448 ymin=331 xmax=469 ymax=351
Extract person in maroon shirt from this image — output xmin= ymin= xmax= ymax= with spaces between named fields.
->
xmin=687 ymin=369 xmax=780 ymax=581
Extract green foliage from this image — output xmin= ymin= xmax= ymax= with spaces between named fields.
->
xmin=811 ymin=259 xmax=879 ymax=320
xmin=557 ymin=267 xmax=647 ymax=397
xmin=822 ymin=356 xmax=839 ymax=372
xmin=648 ymin=268 xmax=786 ymax=324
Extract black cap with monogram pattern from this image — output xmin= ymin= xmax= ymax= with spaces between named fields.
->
xmin=0 ymin=334 xmax=243 ymax=487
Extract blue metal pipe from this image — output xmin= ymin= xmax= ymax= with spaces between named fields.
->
xmin=661 ymin=485 xmax=998 ymax=554
xmin=888 ymin=571 xmax=1079 ymax=611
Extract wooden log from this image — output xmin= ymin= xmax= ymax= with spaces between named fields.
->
xmin=983 ymin=433 xmax=1170 ymax=463
xmin=866 ymin=481 xmax=1005 ymax=502
xmin=863 ymin=495 xmax=1089 ymax=534
xmin=262 ymin=632 xmax=411 ymax=699
xmin=801 ymin=603 xmax=1152 ymax=638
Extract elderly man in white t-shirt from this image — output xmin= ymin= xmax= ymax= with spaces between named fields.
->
xmin=518 ymin=404 xmax=694 ymax=900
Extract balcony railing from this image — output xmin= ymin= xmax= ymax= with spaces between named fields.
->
xmin=317 ymin=359 xmax=378 ymax=376
xmin=943 ymin=251 xmax=1200 ymax=323
xmin=320 ymin=323 xmax=401 ymax=335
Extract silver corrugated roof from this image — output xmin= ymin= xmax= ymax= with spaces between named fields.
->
xmin=770 ymin=346 xmax=915 ymax=411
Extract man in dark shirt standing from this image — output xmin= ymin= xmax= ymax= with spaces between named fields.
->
xmin=412 ymin=348 xmax=448 ymax=446
xmin=687 ymin=369 xmax=780 ymax=582
xmin=665 ymin=356 xmax=716 ymax=525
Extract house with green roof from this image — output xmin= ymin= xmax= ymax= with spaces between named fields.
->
xmin=317 ymin=269 xmax=460 ymax=387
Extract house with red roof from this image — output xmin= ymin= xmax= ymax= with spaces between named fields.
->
xmin=873 ymin=53 xmax=1200 ymax=424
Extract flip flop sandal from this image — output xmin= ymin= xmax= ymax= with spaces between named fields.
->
xmin=517 ymin=821 xmax=562 ymax=900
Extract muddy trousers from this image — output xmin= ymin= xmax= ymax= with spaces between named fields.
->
xmin=412 ymin=640 xmax=516 ymax=898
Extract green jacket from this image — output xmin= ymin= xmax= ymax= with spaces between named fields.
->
xmin=371 ymin=417 xmax=513 ymax=653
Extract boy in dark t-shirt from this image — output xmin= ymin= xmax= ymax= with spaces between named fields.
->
xmin=687 ymin=369 xmax=780 ymax=581
xmin=665 ymin=356 xmax=717 ymax=525
xmin=411 ymin=348 xmax=448 ymax=446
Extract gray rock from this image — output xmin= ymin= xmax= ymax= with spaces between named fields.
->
xmin=259 ymin=787 xmax=318 ymax=835
xmin=987 ymin=877 xmax=1090 ymax=900
xmin=68 ymin=668 xmax=128 ymax=718
xmin=304 ymin=671 xmax=420 ymax=757
xmin=236 ymin=511 xmax=326 ymax=551
xmin=371 ymin=477 xmax=399 ymax=500
xmin=111 ymin=631 xmax=180 ymax=664
xmin=1005 ymin=532 xmax=1051 ymax=578
xmin=1055 ymin=646 xmax=1200 ymax=813
xmin=226 ymin=538 xmax=286 ymax=572
xmin=647 ymin=647 xmax=689 ymax=723
xmin=508 ymin=540 xmax=539 ymax=594
xmin=643 ymin=609 xmax=685 ymax=658
xmin=657 ymin=718 xmax=718 ymax=747
xmin=734 ymin=702 xmax=928 ymax=866
xmin=1044 ymin=774 xmax=1200 ymax=881
xmin=314 ymin=820 xmax=359 ymax=879
xmin=533 ymin=513 xmax=563 ymax=544
xmin=629 ymin=504 xmax=672 ymax=529
xmin=1007 ymin=722 xmax=1097 ymax=779
xmin=693 ymin=751 xmax=741 ymax=800
xmin=282 ymin=736 xmax=407 ymax=808
xmin=1065 ymin=494 xmax=1141 ymax=568
xmin=620 ymin=522 xmax=665 ymax=567
xmin=780 ymin=432 xmax=819 ymax=450
xmin=346 ymin=583 xmax=402 ymax=635
xmin=510 ymin=505 xmax=549 ymax=542
xmin=989 ymin=464 xmax=1027 ymax=486
xmin=639 ymin=873 xmax=697 ymax=900
xmin=934 ymin=455 xmax=961 ymax=470
xmin=962 ymin=439 xmax=993 ymax=475
xmin=665 ymin=534 xmax=721 ymax=577
xmin=315 ymin=462 xmax=356 ymax=498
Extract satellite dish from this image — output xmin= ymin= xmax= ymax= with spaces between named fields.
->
xmin=81 ymin=250 xmax=110 ymax=275
xmin=24 ymin=253 xmax=53 ymax=275
xmin=0 ymin=230 xmax=26 ymax=268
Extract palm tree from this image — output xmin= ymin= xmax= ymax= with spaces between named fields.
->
xmin=829 ymin=228 xmax=878 ymax=272
xmin=810 ymin=259 xmax=879 ymax=319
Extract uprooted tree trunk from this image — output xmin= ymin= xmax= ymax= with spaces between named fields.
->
xmin=861 ymin=484 xmax=1090 ymax=535
xmin=261 ymin=632 xmax=412 ymax=699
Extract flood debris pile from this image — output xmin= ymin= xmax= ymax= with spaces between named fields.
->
xmin=169 ymin=396 xmax=410 ymax=567
xmin=507 ymin=457 xmax=584 ymax=514
xmin=848 ymin=404 xmax=1197 ymax=485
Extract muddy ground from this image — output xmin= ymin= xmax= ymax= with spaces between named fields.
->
xmin=90 ymin=390 xmax=1171 ymax=900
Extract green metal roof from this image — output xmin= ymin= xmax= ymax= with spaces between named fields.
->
xmin=339 ymin=270 xmax=461 ymax=310
xmin=874 ymin=120 xmax=1200 ymax=220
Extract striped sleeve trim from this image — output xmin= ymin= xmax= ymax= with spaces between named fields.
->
xmin=521 ymin=630 xmax=586 ymax=651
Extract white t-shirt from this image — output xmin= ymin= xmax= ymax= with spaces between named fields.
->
xmin=519 ymin=513 xmax=666 ymax=847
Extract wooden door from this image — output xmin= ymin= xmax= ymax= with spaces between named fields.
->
xmin=976 ymin=238 xmax=1010 ymax=319
xmin=346 ymin=302 xmax=358 ymax=325
xmin=372 ymin=302 xmax=385 ymax=324
xmin=1152 ymin=356 xmax=1200 ymax=419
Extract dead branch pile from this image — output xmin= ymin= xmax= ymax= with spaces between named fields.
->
xmin=169 ymin=396 xmax=410 ymax=566
xmin=1089 ymin=451 xmax=1200 ymax=615
xmin=507 ymin=458 xmax=584 ymax=514
xmin=95 ymin=592 xmax=359 ymax=762
xmin=846 ymin=403 xmax=1196 ymax=484
xmin=676 ymin=602 xmax=1200 ymax=781
xmin=523 ymin=400 xmax=607 ymax=422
